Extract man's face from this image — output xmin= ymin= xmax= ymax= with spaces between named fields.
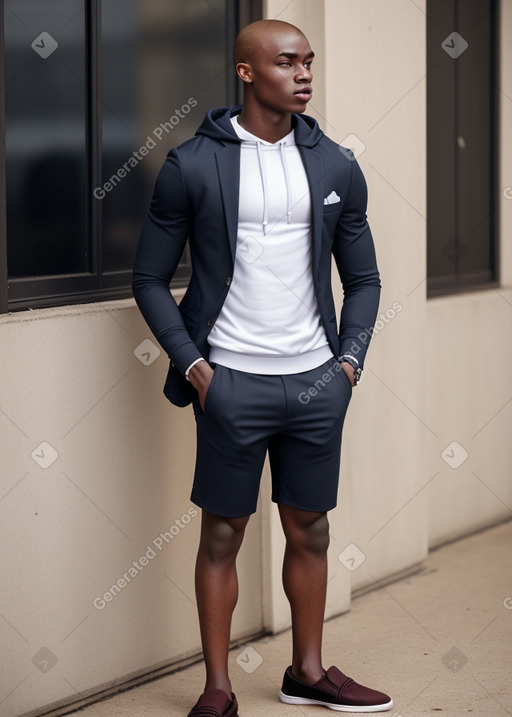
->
xmin=242 ymin=30 xmax=314 ymax=114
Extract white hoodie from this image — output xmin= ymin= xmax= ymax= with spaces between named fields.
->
xmin=207 ymin=115 xmax=331 ymax=374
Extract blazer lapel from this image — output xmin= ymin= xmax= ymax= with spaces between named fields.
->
xmin=215 ymin=143 xmax=241 ymax=262
xmin=298 ymin=147 xmax=325 ymax=273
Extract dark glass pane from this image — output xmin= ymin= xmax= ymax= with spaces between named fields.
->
xmin=100 ymin=0 xmax=231 ymax=274
xmin=426 ymin=0 xmax=457 ymax=287
xmin=4 ymin=0 xmax=88 ymax=278
xmin=456 ymin=0 xmax=494 ymax=283
xmin=427 ymin=0 xmax=496 ymax=295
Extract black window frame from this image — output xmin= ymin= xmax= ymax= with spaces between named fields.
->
xmin=0 ymin=0 xmax=262 ymax=314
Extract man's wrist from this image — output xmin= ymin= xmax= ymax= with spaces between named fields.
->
xmin=187 ymin=359 xmax=214 ymax=393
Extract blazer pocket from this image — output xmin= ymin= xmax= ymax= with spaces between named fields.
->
xmin=322 ymin=203 xmax=341 ymax=216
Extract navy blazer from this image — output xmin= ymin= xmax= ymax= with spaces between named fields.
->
xmin=132 ymin=106 xmax=381 ymax=407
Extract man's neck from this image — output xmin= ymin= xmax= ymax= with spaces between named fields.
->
xmin=237 ymin=105 xmax=292 ymax=144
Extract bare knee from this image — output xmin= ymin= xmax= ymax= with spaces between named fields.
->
xmin=199 ymin=510 xmax=250 ymax=563
xmin=298 ymin=512 xmax=330 ymax=555
xmin=280 ymin=506 xmax=330 ymax=555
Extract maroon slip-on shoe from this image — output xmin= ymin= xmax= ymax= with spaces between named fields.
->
xmin=279 ymin=665 xmax=393 ymax=712
xmin=187 ymin=688 xmax=238 ymax=717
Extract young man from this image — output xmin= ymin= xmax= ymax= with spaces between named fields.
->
xmin=133 ymin=19 xmax=392 ymax=716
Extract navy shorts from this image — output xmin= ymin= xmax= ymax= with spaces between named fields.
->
xmin=190 ymin=357 xmax=353 ymax=518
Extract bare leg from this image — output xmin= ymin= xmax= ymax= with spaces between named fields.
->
xmin=279 ymin=504 xmax=330 ymax=684
xmin=195 ymin=509 xmax=250 ymax=696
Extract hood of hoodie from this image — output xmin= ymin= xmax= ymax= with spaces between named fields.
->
xmin=195 ymin=105 xmax=324 ymax=148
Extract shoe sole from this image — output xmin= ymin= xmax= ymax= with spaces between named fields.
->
xmin=279 ymin=691 xmax=394 ymax=713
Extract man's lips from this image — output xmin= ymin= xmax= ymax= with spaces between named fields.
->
xmin=294 ymin=87 xmax=312 ymax=101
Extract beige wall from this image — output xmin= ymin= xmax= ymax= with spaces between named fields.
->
xmin=0 ymin=301 xmax=262 ymax=716
xmin=1 ymin=1 xmax=511 ymax=715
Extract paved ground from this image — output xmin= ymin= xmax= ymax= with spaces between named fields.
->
xmin=74 ymin=520 xmax=512 ymax=716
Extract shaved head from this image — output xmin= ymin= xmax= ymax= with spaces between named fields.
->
xmin=234 ymin=19 xmax=306 ymax=65
xmin=233 ymin=19 xmax=314 ymax=140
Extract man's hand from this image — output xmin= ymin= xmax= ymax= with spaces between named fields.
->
xmin=341 ymin=361 xmax=355 ymax=387
xmin=188 ymin=359 xmax=215 ymax=412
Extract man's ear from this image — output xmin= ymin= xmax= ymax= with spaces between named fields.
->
xmin=236 ymin=62 xmax=253 ymax=83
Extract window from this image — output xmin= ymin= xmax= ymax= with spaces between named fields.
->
xmin=0 ymin=0 xmax=261 ymax=312
xmin=426 ymin=0 xmax=498 ymax=296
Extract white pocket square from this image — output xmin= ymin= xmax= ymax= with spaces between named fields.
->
xmin=324 ymin=190 xmax=340 ymax=205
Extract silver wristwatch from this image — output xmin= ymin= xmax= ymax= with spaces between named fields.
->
xmin=339 ymin=354 xmax=362 ymax=385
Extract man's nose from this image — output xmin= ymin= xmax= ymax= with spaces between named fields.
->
xmin=297 ymin=66 xmax=312 ymax=82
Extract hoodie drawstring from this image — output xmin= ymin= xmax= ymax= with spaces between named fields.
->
xmin=256 ymin=140 xmax=292 ymax=235
xmin=256 ymin=142 xmax=269 ymax=236
xmin=280 ymin=141 xmax=292 ymax=225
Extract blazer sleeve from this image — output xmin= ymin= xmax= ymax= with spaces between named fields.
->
xmin=332 ymin=158 xmax=381 ymax=369
xmin=132 ymin=149 xmax=203 ymax=375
